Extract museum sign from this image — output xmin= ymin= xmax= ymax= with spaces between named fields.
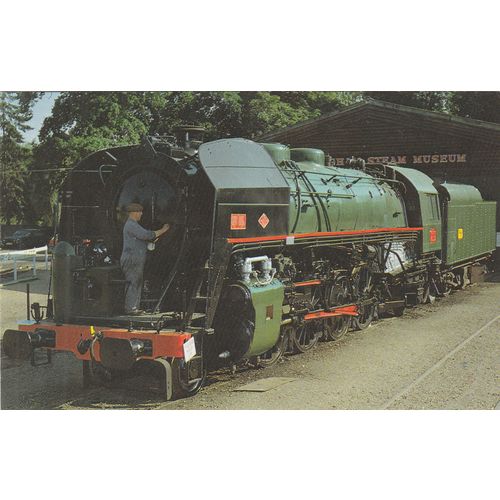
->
xmin=333 ymin=153 xmax=467 ymax=166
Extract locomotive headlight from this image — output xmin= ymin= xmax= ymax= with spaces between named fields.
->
xmin=129 ymin=339 xmax=146 ymax=357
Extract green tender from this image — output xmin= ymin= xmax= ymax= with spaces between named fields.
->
xmin=438 ymin=183 xmax=497 ymax=266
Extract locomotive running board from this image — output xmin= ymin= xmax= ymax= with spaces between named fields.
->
xmin=228 ymin=227 xmax=424 ymax=245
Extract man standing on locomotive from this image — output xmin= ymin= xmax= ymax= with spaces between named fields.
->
xmin=121 ymin=203 xmax=170 ymax=315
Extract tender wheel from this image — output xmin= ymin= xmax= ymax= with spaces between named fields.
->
xmin=170 ymin=357 xmax=205 ymax=399
xmin=293 ymin=322 xmax=320 ymax=353
xmin=454 ymin=269 xmax=468 ymax=290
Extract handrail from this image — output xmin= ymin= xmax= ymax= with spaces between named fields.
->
xmin=280 ymin=166 xmax=407 ymax=191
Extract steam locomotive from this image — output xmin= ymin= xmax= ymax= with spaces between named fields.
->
xmin=3 ymin=127 xmax=497 ymax=399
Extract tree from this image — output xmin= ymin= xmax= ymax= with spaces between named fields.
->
xmin=26 ymin=91 xmax=371 ymax=221
xmin=240 ymin=91 xmax=362 ymax=137
xmin=273 ymin=91 xmax=363 ymax=114
xmin=241 ymin=92 xmax=317 ymax=137
xmin=30 ymin=92 xmax=175 ymax=222
xmin=150 ymin=91 xmax=245 ymax=139
xmin=30 ymin=90 xmax=499 ymax=223
xmin=363 ymin=91 xmax=453 ymax=113
xmin=0 ymin=92 xmax=39 ymax=223
xmin=450 ymin=92 xmax=500 ymax=124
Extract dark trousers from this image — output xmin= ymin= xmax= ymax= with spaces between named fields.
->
xmin=121 ymin=256 xmax=145 ymax=313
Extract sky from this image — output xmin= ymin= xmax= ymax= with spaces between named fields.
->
xmin=24 ymin=92 xmax=59 ymax=142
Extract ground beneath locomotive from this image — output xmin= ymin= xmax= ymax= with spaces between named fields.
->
xmin=1 ymin=271 xmax=499 ymax=410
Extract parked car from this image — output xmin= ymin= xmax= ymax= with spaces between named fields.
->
xmin=1 ymin=229 xmax=50 ymax=250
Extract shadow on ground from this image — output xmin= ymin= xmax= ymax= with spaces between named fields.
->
xmin=486 ymin=271 xmax=500 ymax=283
xmin=1 ymin=351 xmax=169 ymax=410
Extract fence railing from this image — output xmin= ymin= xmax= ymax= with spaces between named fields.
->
xmin=0 ymin=246 xmax=50 ymax=285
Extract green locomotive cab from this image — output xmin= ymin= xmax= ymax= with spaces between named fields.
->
xmin=371 ymin=164 xmax=442 ymax=256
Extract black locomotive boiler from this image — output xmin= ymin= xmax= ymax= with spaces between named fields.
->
xmin=3 ymin=127 xmax=497 ymax=399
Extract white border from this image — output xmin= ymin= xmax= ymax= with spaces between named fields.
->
xmin=1 ymin=2 xmax=498 ymax=499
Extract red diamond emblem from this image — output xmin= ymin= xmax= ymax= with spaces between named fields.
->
xmin=258 ymin=213 xmax=270 ymax=229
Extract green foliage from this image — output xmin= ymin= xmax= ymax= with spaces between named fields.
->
xmin=12 ymin=90 xmax=500 ymax=225
xmin=238 ymin=91 xmax=363 ymax=137
xmin=363 ymin=91 xmax=454 ymax=113
xmin=243 ymin=92 xmax=317 ymax=137
xmin=273 ymin=91 xmax=363 ymax=114
xmin=30 ymin=92 xmax=167 ymax=223
xmin=449 ymin=92 xmax=500 ymax=123
xmin=150 ymin=91 xmax=245 ymax=140
xmin=0 ymin=92 xmax=39 ymax=223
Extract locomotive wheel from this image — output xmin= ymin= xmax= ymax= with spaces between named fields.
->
xmin=420 ymin=283 xmax=429 ymax=304
xmin=293 ymin=322 xmax=320 ymax=353
xmin=353 ymin=301 xmax=376 ymax=330
xmin=435 ymin=273 xmax=453 ymax=297
xmin=421 ymin=283 xmax=436 ymax=304
xmin=324 ymin=315 xmax=351 ymax=341
xmin=282 ymin=324 xmax=295 ymax=355
xmin=352 ymin=266 xmax=376 ymax=330
xmin=258 ymin=331 xmax=286 ymax=368
xmin=169 ymin=357 xmax=206 ymax=399
xmin=324 ymin=280 xmax=351 ymax=341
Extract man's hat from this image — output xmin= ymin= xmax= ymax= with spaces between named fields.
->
xmin=126 ymin=203 xmax=144 ymax=213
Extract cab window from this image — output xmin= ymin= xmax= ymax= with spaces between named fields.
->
xmin=427 ymin=194 xmax=440 ymax=220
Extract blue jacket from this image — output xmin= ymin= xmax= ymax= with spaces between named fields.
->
xmin=120 ymin=218 xmax=155 ymax=264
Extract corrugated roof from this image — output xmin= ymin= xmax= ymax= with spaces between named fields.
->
xmin=257 ymin=99 xmax=500 ymax=142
